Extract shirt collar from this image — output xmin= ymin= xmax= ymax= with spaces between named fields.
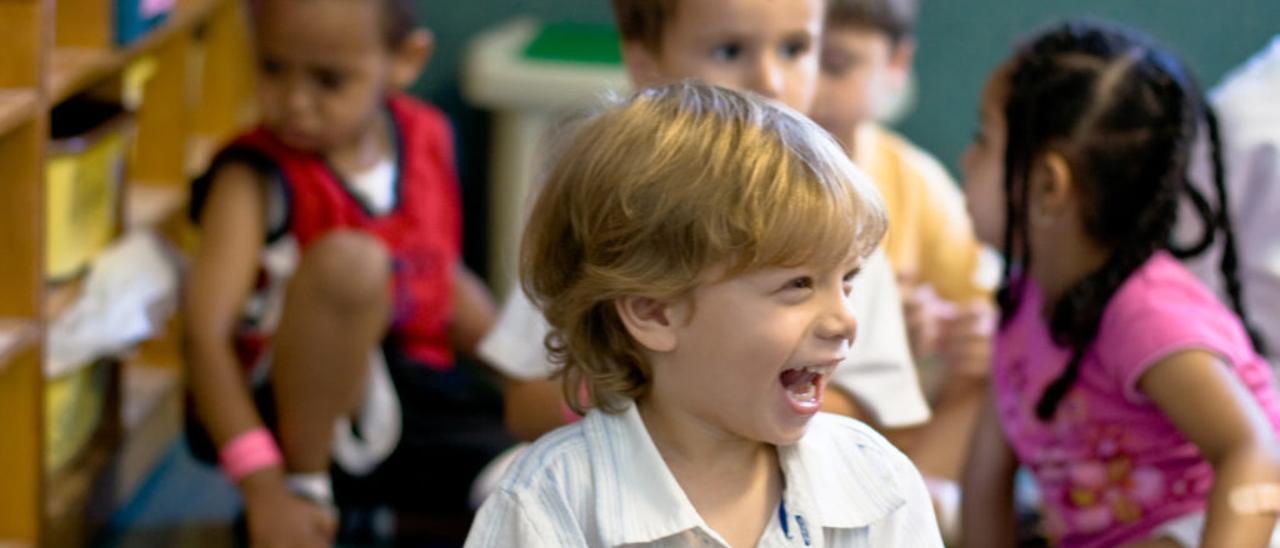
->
xmin=776 ymin=414 xmax=908 ymax=531
xmin=587 ymin=402 xmax=712 ymax=547
xmin=587 ymin=405 xmax=907 ymax=546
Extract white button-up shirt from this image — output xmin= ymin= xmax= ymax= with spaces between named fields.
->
xmin=464 ymin=402 xmax=943 ymax=547
xmin=1184 ymin=34 xmax=1280 ymax=356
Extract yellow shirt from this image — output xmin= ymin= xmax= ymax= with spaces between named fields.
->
xmin=853 ymin=123 xmax=992 ymax=303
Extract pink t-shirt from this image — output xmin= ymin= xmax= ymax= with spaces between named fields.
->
xmin=994 ymin=251 xmax=1280 ymax=548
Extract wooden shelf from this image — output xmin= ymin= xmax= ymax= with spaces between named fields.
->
xmin=45 ymin=432 xmax=116 ymax=548
xmin=116 ymin=362 xmax=181 ymax=505
xmin=46 ymin=468 xmax=104 ymax=546
xmin=45 ymin=278 xmax=84 ymax=326
xmin=187 ymin=134 xmax=219 ymax=177
xmin=2 ymin=0 xmax=255 ymax=538
xmin=0 ymin=89 xmax=39 ymax=137
xmin=49 ymin=0 xmax=221 ymax=104
xmin=45 ymin=184 xmax=187 ymax=323
xmin=48 ymin=48 xmax=119 ymax=105
xmin=126 ymin=183 xmax=188 ymax=230
xmin=0 ymin=319 xmax=39 ymax=373
xmin=41 ymin=362 xmax=181 ymax=546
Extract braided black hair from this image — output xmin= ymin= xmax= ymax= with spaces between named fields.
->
xmin=993 ymin=20 xmax=1262 ymax=421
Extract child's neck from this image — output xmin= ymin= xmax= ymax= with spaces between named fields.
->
xmin=636 ymin=398 xmax=782 ymax=547
xmin=1031 ymin=232 xmax=1111 ymax=316
xmin=834 ymin=124 xmax=875 ymax=165
xmin=840 ymin=123 xmax=864 ymax=159
xmin=327 ymin=111 xmax=393 ymax=177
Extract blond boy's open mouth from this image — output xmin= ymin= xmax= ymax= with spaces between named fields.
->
xmin=779 ymin=362 xmax=838 ymax=412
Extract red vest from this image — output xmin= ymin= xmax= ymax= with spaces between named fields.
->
xmin=218 ymin=94 xmax=461 ymax=370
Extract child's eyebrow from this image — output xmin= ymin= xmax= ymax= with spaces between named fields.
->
xmin=698 ymin=28 xmax=749 ymax=44
xmin=783 ymin=29 xmax=816 ymax=41
xmin=305 ymin=60 xmax=363 ymax=74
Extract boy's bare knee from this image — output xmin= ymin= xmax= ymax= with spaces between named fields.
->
xmin=295 ymin=230 xmax=391 ymax=311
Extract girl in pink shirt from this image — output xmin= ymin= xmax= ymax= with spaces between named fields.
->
xmin=959 ymin=20 xmax=1280 ymax=548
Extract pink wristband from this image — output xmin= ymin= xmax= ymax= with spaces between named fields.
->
xmin=219 ymin=427 xmax=284 ymax=482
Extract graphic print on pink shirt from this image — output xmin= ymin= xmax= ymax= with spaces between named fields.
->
xmin=993 ymin=252 xmax=1280 ymax=547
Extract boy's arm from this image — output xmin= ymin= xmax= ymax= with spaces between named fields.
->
xmin=960 ymin=395 xmax=1018 ymax=548
xmin=504 ymin=377 xmax=571 ymax=441
xmin=905 ymin=373 xmax=987 ymax=481
xmin=450 ymin=263 xmax=498 ymax=360
xmin=185 ymin=162 xmax=273 ymax=460
xmin=477 ymin=288 xmax=576 ymax=440
xmin=1139 ymin=350 xmax=1280 ymax=547
xmin=185 ymin=164 xmax=335 ymax=547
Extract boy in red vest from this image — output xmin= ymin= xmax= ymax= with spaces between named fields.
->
xmin=183 ymin=0 xmax=513 ymax=545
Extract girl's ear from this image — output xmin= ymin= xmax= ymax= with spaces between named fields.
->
xmin=1031 ymin=150 xmax=1075 ymax=221
xmin=390 ymin=29 xmax=434 ymax=90
xmin=614 ymin=295 xmax=682 ymax=353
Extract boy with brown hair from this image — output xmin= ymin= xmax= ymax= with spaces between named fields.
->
xmin=483 ymin=0 xmax=934 ymax=447
xmin=468 ymin=81 xmax=942 ymax=548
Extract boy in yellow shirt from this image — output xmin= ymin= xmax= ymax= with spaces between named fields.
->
xmin=810 ymin=0 xmax=994 ymax=536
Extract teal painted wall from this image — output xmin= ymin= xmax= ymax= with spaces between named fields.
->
xmin=898 ymin=1 xmax=1280 ymax=175
xmin=408 ymin=3 xmax=614 ymax=274
xmin=409 ymin=1 xmax=1279 ymax=274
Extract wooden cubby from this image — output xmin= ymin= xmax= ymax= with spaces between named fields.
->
xmin=0 ymin=0 xmax=256 ymax=543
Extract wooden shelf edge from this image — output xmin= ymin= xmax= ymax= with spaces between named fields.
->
xmin=0 ymin=319 xmax=40 ymax=373
xmin=49 ymin=48 xmax=120 ymax=105
xmin=186 ymin=134 xmax=220 ymax=177
xmin=44 ymin=434 xmax=116 ymax=543
xmin=46 ymin=183 xmax=187 ymax=323
xmin=0 ymin=89 xmax=40 ymax=138
xmin=116 ymin=362 xmax=182 ymax=505
xmin=126 ymin=182 xmax=189 ymax=230
xmin=49 ymin=0 xmax=226 ymax=104
xmin=45 ymin=277 xmax=85 ymax=326
xmin=121 ymin=362 xmax=180 ymax=432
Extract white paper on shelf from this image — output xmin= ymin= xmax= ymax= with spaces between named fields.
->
xmin=46 ymin=231 xmax=181 ymax=377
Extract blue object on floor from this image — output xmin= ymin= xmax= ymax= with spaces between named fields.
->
xmin=98 ymin=438 xmax=241 ymax=546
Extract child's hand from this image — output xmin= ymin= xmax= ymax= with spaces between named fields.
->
xmin=244 ymin=474 xmax=337 ymax=548
xmin=900 ymin=276 xmax=940 ymax=360
xmin=937 ymin=299 xmax=996 ymax=379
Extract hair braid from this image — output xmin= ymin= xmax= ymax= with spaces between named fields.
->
xmin=1202 ymin=108 xmax=1268 ymax=354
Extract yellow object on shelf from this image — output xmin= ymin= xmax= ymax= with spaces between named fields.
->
xmin=45 ymin=103 xmax=132 ymax=281
xmin=43 ymin=361 xmax=110 ymax=474
xmin=122 ymin=56 xmax=159 ymax=111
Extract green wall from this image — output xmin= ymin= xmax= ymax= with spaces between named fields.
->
xmin=409 ymin=1 xmax=1279 ymax=274
xmin=408 ymin=3 xmax=614 ymax=274
xmin=898 ymin=0 xmax=1280 ymax=176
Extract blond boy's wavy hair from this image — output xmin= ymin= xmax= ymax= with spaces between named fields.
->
xmin=521 ymin=82 xmax=888 ymax=414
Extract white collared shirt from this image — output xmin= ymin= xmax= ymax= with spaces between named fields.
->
xmin=1183 ymin=34 xmax=1280 ymax=356
xmin=464 ymin=402 xmax=943 ymax=547
xmin=477 ymin=249 xmax=932 ymax=428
